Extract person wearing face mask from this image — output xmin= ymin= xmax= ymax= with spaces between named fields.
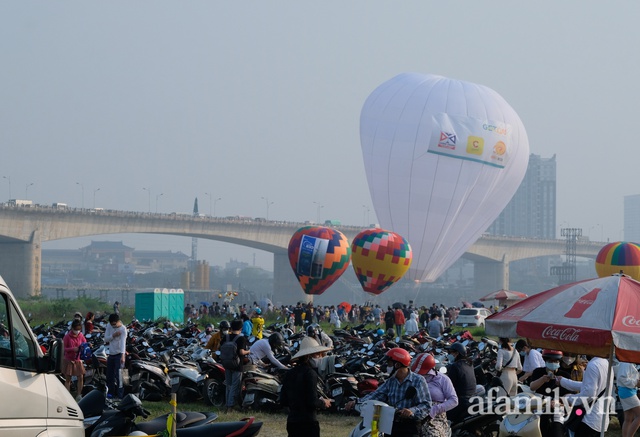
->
xmin=63 ymin=319 xmax=87 ymax=400
xmin=529 ymin=350 xmax=570 ymax=437
xmin=411 ymin=353 xmax=458 ymax=437
xmin=559 ymin=352 xmax=584 ymax=381
xmin=515 ymin=339 xmax=545 ymax=384
xmin=280 ymin=337 xmax=333 ymax=437
xmin=445 ymin=342 xmax=476 ymax=423
xmin=345 ymin=348 xmax=431 ymax=437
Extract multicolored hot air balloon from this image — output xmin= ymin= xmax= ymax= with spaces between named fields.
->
xmin=595 ymin=241 xmax=640 ymax=280
xmin=360 ymin=73 xmax=529 ymax=283
xmin=288 ymin=226 xmax=351 ymax=295
xmin=351 ymin=229 xmax=412 ymax=295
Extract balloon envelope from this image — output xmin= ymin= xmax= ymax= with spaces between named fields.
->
xmin=360 ymin=72 xmax=529 ymax=282
xmin=287 ymin=226 xmax=351 ymax=295
xmin=595 ymin=241 xmax=640 ymax=281
xmin=351 ymin=229 xmax=412 ymax=295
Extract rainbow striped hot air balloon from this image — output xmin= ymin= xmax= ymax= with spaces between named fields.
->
xmin=288 ymin=226 xmax=351 ymax=296
xmin=595 ymin=241 xmax=640 ymax=281
xmin=351 ymin=229 xmax=412 ymax=295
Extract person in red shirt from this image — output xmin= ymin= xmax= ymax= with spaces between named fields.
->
xmin=63 ymin=319 xmax=87 ymax=400
xmin=394 ymin=307 xmax=406 ymax=337
xmin=84 ymin=312 xmax=94 ymax=335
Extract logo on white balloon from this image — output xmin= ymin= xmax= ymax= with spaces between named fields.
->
xmin=622 ymin=315 xmax=640 ymax=328
xmin=541 ymin=326 xmax=582 ymax=341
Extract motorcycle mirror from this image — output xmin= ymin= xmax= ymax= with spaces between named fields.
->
xmin=367 ymin=351 xmax=374 ymax=356
xmin=215 ymin=351 xmax=221 ymax=356
xmin=176 ymin=333 xmax=182 ymax=338
xmin=346 ymin=350 xmax=351 ymax=356
xmin=462 ymin=340 xmax=469 ymax=347
xmin=409 ymin=351 xmax=415 ymax=357
xmin=478 ymin=343 xmax=486 ymax=351
xmin=293 ymin=342 xmax=299 ymax=349
xmin=86 ymin=334 xmax=92 ymax=339
xmin=143 ymin=341 xmax=149 ymax=347
xmin=366 ymin=360 xmax=376 ymax=367
xmin=147 ymin=348 xmax=154 ymax=353
xmin=37 ymin=334 xmax=43 ymax=340
xmin=435 ymin=348 xmax=442 ymax=354
xmin=395 ymin=337 xmax=400 ymax=343
xmin=439 ymin=366 xmax=448 ymax=374
xmin=360 ymin=348 xmax=367 ymax=353
xmin=367 ymin=343 xmax=374 ymax=350
xmin=335 ymin=363 xmax=343 ymax=368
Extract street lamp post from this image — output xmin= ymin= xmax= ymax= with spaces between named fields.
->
xmin=155 ymin=193 xmax=164 ymax=213
xmin=2 ymin=176 xmax=11 ymax=199
xmin=313 ymin=201 xmax=324 ymax=223
xmin=205 ymin=192 xmax=222 ymax=217
xmin=93 ymin=188 xmax=101 ymax=208
xmin=261 ymin=196 xmax=274 ymax=220
xmin=25 ymin=182 xmax=34 ymax=199
xmin=142 ymin=187 xmax=151 ymax=212
xmin=75 ymin=182 xmax=85 ymax=208
xmin=362 ymin=205 xmax=370 ymax=226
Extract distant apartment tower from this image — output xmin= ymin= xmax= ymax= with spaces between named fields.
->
xmin=624 ymin=194 xmax=640 ymax=242
xmin=487 ymin=153 xmax=556 ymax=239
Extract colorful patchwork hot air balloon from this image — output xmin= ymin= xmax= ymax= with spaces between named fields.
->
xmin=288 ymin=226 xmax=351 ymax=295
xmin=595 ymin=241 xmax=640 ymax=280
xmin=351 ymin=229 xmax=412 ymax=295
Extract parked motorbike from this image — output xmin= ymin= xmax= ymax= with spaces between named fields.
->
xmin=81 ymin=391 xmax=262 ymax=437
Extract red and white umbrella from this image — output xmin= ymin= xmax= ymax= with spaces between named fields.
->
xmin=485 ymin=275 xmax=640 ymax=362
xmin=479 ymin=289 xmax=528 ymax=302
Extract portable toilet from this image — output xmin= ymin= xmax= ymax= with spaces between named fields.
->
xmin=135 ymin=288 xmax=167 ymax=321
xmin=168 ymin=288 xmax=185 ymax=322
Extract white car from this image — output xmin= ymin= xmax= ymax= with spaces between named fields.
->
xmin=455 ymin=308 xmax=492 ymax=327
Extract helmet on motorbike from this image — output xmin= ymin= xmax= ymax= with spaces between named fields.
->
xmin=205 ymin=323 xmax=213 ymax=333
xmin=411 ymin=353 xmax=436 ymax=375
xmin=385 ymin=347 xmax=412 ymax=367
xmin=448 ymin=342 xmax=467 ymax=357
xmin=269 ymin=332 xmax=285 ymax=349
xmin=386 ymin=328 xmax=395 ymax=337
xmin=219 ymin=320 xmax=230 ymax=331
xmin=542 ymin=349 xmax=563 ymax=361
xmin=376 ymin=329 xmax=385 ymax=336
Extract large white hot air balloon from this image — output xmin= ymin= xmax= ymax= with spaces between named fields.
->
xmin=360 ymin=73 xmax=529 ymax=282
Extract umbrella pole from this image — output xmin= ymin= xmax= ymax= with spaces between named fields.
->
xmin=600 ymin=343 xmax=615 ymax=437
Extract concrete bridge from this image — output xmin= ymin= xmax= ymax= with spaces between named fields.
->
xmin=0 ymin=205 xmax=603 ymax=301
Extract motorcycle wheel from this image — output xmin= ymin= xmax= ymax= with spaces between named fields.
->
xmin=203 ymin=379 xmax=225 ymax=407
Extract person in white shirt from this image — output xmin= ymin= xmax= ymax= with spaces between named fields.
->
xmin=104 ymin=313 xmax=127 ymax=399
xmin=404 ymin=312 xmax=419 ymax=336
xmin=248 ymin=333 xmax=289 ymax=370
xmin=495 ymin=337 xmax=522 ymax=396
xmin=615 ymin=361 xmax=640 ymax=437
xmin=558 ymin=356 xmax=613 ymax=436
xmin=515 ymin=339 xmax=545 ymax=383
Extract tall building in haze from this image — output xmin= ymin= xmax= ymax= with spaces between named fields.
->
xmin=487 ymin=153 xmax=556 ymax=239
xmin=624 ymin=194 xmax=640 ymax=242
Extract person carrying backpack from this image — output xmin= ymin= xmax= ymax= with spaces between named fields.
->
xmin=220 ymin=319 xmax=249 ymax=412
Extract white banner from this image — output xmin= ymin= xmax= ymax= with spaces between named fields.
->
xmin=427 ymin=113 xmax=512 ymax=168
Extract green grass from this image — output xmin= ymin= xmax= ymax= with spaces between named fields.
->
xmin=140 ymin=400 xmax=360 ymax=437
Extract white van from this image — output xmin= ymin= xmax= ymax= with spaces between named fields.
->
xmin=0 ymin=276 xmax=84 ymax=436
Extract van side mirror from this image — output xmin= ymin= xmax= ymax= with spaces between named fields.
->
xmin=42 ymin=338 xmax=63 ymax=373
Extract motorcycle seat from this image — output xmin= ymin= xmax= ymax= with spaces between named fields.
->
xmin=136 ymin=411 xmax=211 ymax=434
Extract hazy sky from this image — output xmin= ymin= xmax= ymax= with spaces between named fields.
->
xmin=2 ymin=2 xmax=639 ymax=270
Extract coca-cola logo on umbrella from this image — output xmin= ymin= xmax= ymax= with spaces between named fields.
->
xmin=622 ymin=315 xmax=640 ymax=328
xmin=541 ymin=326 xmax=582 ymax=342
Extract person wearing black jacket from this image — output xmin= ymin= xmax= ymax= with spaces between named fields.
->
xmin=220 ymin=320 xmax=249 ymax=412
xmin=384 ymin=306 xmax=395 ymax=332
xmin=446 ymin=342 xmax=477 ymax=423
xmin=280 ymin=337 xmax=332 ymax=437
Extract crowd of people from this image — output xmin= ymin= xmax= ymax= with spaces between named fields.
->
xmin=63 ymin=298 xmax=639 ymax=437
